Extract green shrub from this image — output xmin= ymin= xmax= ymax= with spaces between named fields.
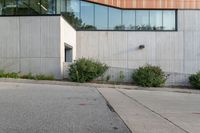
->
xmin=118 ymin=71 xmax=125 ymax=82
xmin=21 ymin=73 xmax=54 ymax=80
xmin=132 ymin=65 xmax=166 ymax=87
xmin=189 ymin=72 xmax=200 ymax=89
xmin=0 ymin=70 xmax=54 ymax=80
xmin=0 ymin=70 xmax=20 ymax=79
xmin=106 ymin=75 xmax=111 ymax=82
xmin=68 ymin=58 xmax=108 ymax=83
xmin=20 ymin=73 xmax=35 ymax=79
xmin=34 ymin=74 xmax=54 ymax=80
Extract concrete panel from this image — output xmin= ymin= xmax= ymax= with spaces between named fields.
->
xmin=184 ymin=31 xmax=200 ymax=73
xmin=183 ymin=10 xmax=200 ymax=31
xmin=20 ymin=58 xmax=42 ymax=74
xmin=0 ymin=17 xmax=20 ymax=58
xmin=20 ymin=58 xmax=62 ymax=79
xmin=184 ymin=31 xmax=200 ymax=60
xmin=156 ymin=32 xmax=184 ymax=60
xmin=41 ymin=58 xmax=62 ymax=79
xmin=77 ymin=31 xmax=99 ymax=59
xmin=0 ymin=16 xmax=63 ymax=79
xmin=155 ymin=32 xmax=184 ymax=73
xmin=106 ymin=32 xmax=128 ymax=61
xmin=0 ymin=58 xmax=20 ymax=72
xmin=127 ymin=32 xmax=156 ymax=68
xmin=40 ymin=16 xmax=60 ymax=58
xmin=98 ymin=32 xmax=109 ymax=60
xmin=20 ymin=17 xmax=41 ymax=58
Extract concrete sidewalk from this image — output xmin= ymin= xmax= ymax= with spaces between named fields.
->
xmin=98 ymin=88 xmax=200 ymax=133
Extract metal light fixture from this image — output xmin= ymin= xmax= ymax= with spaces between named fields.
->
xmin=139 ymin=45 xmax=145 ymax=49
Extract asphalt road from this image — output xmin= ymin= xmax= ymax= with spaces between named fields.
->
xmin=0 ymin=82 xmax=130 ymax=133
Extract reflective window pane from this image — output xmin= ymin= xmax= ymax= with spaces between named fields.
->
xmin=136 ymin=10 xmax=150 ymax=30
xmin=80 ymin=1 xmax=95 ymax=30
xmin=67 ymin=0 xmax=80 ymax=18
xmin=95 ymin=4 xmax=108 ymax=30
xmin=0 ymin=0 xmax=4 ymax=15
xmin=109 ymin=8 xmax=122 ymax=30
xmin=150 ymin=10 xmax=163 ymax=30
xmin=56 ymin=0 xmax=61 ymax=14
xmin=17 ymin=0 xmax=30 ymax=15
xmin=163 ymin=10 xmax=176 ymax=30
xmin=41 ymin=0 xmax=56 ymax=14
xmin=3 ymin=0 xmax=16 ymax=15
xmin=60 ymin=0 xmax=66 ymax=13
xmin=122 ymin=10 xmax=135 ymax=30
xmin=0 ymin=0 xmax=177 ymax=31
xmin=61 ymin=0 xmax=81 ymax=29
xmin=30 ymin=0 xmax=41 ymax=14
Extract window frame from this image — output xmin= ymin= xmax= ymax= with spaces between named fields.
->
xmin=0 ymin=0 xmax=178 ymax=32
xmin=77 ymin=9 xmax=177 ymax=32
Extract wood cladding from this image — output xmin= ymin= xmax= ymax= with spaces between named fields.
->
xmin=86 ymin=0 xmax=200 ymax=9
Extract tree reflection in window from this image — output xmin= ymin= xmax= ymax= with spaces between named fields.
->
xmin=62 ymin=12 xmax=96 ymax=30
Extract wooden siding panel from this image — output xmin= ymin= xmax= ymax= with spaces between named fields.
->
xmin=86 ymin=0 xmax=200 ymax=9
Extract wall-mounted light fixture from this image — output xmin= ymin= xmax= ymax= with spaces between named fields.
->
xmin=139 ymin=45 xmax=145 ymax=49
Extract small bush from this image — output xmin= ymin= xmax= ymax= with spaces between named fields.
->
xmin=106 ymin=75 xmax=111 ymax=82
xmin=68 ymin=58 xmax=108 ymax=83
xmin=132 ymin=65 xmax=166 ymax=87
xmin=21 ymin=73 xmax=54 ymax=80
xmin=118 ymin=71 xmax=125 ymax=82
xmin=20 ymin=73 xmax=35 ymax=79
xmin=0 ymin=70 xmax=20 ymax=79
xmin=35 ymin=74 xmax=54 ymax=80
xmin=0 ymin=70 xmax=54 ymax=80
xmin=189 ymin=72 xmax=200 ymax=89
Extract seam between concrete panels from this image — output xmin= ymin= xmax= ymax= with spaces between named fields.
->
xmin=96 ymin=88 xmax=133 ymax=133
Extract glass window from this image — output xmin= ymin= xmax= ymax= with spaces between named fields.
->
xmin=41 ymin=0 xmax=56 ymax=14
xmin=67 ymin=0 xmax=80 ymax=18
xmin=0 ymin=0 xmax=4 ymax=15
xmin=56 ymin=0 xmax=61 ymax=14
xmin=62 ymin=0 xmax=82 ymax=29
xmin=122 ymin=10 xmax=135 ymax=30
xmin=150 ymin=10 xmax=163 ymax=30
xmin=95 ymin=4 xmax=108 ymax=30
xmin=3 ymin=0 xmax=16 ymax=15
xmin=163 ymin=10 xmax=176 ymax=30
xmin=60 ymin=0 xmax=66 ymax=13
xmin=29 ymin=0 xmax=41 ymax=14
xmin=80 ymin=1 xmax=95 ymax=30
xmin=0 ymin=0 xmax=178 ymax=31
xmin=136 ymin=10 xmax=150 ymax=30
xmin=17 ymin=0 xmax=30 ymax=15
xmin=109 ymin=7 xmax=122 ymax=30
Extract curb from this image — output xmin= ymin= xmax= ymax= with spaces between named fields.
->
xmin=0 ymin=78 xmax=199 ymax=94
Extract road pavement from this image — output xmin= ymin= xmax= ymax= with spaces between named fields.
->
xmin=0 ymin=82 xmax=130 ymax=133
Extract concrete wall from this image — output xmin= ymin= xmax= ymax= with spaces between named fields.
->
xmin=60 ymin=17 xmax=77 ymax=77
xmin=76 ymin=10 xmax=200 ymax=86
xmin=0 ymin=16 xmax=76 ymax=79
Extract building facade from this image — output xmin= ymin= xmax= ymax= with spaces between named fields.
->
xmin=0 ymin=0 xmax=199 ymax=85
